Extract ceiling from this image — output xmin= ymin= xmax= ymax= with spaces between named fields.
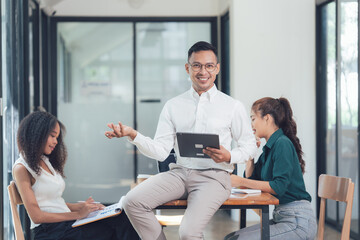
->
xmin=38 ymin=0 xmax=221 ymax=17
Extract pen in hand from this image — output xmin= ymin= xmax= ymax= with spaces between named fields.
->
xmin=77 ymin=201 xmax=101 ymax=204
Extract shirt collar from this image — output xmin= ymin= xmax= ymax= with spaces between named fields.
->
xmin=190 ymin=84 xmax=218 ymax=102
xmin=264 ymin=128 xmax=284 ymax=150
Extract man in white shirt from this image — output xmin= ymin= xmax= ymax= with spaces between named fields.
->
xmin=105 ymin=41 xmax=257 ymax=240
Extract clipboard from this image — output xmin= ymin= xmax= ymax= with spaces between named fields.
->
xmin=176 ymin=132 xmax=219 ymax=158
xmin=72 ymin=197 xmax=124 ymax=227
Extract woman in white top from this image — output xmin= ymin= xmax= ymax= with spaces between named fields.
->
xmin=13 ymin=111 xmax=139 ymax=240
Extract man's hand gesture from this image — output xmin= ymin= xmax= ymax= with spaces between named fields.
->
xmin=105 ymin=122 xmax=137 ymax=140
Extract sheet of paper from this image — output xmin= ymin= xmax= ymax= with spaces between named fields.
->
xmin=229 ymin=194 xmax=251 ymax=199
xmin=231 ymin=188 xmax=261 ymax=194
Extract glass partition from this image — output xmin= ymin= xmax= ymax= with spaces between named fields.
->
xmin=323 ymin=1 xmax=337 ymax=223
xmin=58 ymin=22 xmax=135 ymax=203
xmin=1 ymin=1 xmax=11 ymax=239
xmin=339 ymin=0 xmax=358 ymax=234
xmin=2 ymin=0 xmax=23 ymax=238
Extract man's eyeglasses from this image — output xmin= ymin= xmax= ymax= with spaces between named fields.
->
xmin=188 ymin=63 xmax=217 ymax=72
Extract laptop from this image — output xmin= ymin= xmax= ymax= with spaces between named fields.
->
xmin=176 ymin=132 xmax=220 ymax=158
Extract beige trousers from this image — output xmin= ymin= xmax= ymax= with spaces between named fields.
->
xmin=123 ymin=164 xmax=231 ymax=240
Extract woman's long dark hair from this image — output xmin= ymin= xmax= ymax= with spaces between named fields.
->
xmin=252 ymin=97 xmax=305 ymax=173
xmin=17 ymin=111 xmax=67 ymax=176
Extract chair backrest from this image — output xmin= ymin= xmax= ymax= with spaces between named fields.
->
xmin=317 ymin=174 xmax=355 ymax=240
xmin=7 ymin=181 xmax=25 ymax=240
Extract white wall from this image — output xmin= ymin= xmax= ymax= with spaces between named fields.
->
xmin=218 ymin=0 xmax=230 ymax=15
xmin=229 ymin=0 xmax=316 ymax=216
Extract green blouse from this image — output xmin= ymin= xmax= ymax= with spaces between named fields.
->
xmin=248 ymin=129 xmax=311 ymax=204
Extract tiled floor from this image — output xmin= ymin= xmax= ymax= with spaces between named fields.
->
xmin=161 ymin=209 xmax=355 ymax=240
xmin=162 ymin=210 xmax=239 ymax=239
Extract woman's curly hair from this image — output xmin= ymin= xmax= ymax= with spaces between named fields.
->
xmin=17 ymin=111 xmax=67 ymax=177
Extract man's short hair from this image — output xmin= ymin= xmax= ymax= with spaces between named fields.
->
xmin=188 ymin=41 xmax=218 ymax=61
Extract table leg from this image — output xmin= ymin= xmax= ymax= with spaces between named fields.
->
xmin=240 ymin=209 xmax=246 ymax=228
xmin=260 ymin=206 xmax=270 ymax=240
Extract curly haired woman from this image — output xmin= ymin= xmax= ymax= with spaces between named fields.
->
xmin=12 ymin=111 xmax=139 ymax=240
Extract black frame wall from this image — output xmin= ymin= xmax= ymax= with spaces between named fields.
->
xmin=30 ymin=1 xmax=41 ymax=109
xmin=220 ymin=11 xmax=230 ymax=96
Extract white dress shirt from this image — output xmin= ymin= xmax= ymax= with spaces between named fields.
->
xmin=130 ymin=85 xmax=257 ymax=172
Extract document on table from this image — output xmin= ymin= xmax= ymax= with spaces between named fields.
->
xmin=231 ymin=188 xmax=261 ymax=194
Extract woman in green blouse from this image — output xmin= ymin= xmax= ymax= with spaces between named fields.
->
xmin=225 ymin=97 xmax=316 ymax=240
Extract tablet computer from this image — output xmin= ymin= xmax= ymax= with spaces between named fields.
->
xmin=176 ymin=132 xmax=220 ymax=158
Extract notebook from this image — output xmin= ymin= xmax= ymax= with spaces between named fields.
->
xmin=231 ymin=188 xmax=261 ymax=194
xmin=72 ymin=197 xmax=124 ymax=227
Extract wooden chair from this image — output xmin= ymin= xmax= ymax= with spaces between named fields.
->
xmin=7 ymin=181 xmax=25 ymax=240
xmin=317 ymin=174 xmax=355 ymax=240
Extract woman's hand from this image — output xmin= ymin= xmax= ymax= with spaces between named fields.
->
xmin=256 ymin=137 xmax=261 ymax=148
xmin=230 ymin=174 xmax=276 ymax=194
xmin=245 ymin=158 xmax=255 ymax=178
xmin=85 ymin=196 xmax=105 ymax=209
xmin=246 ymin=158 xmax=254 ymax=169
xmin=77 ymin=197 xmax=104 ymax=219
